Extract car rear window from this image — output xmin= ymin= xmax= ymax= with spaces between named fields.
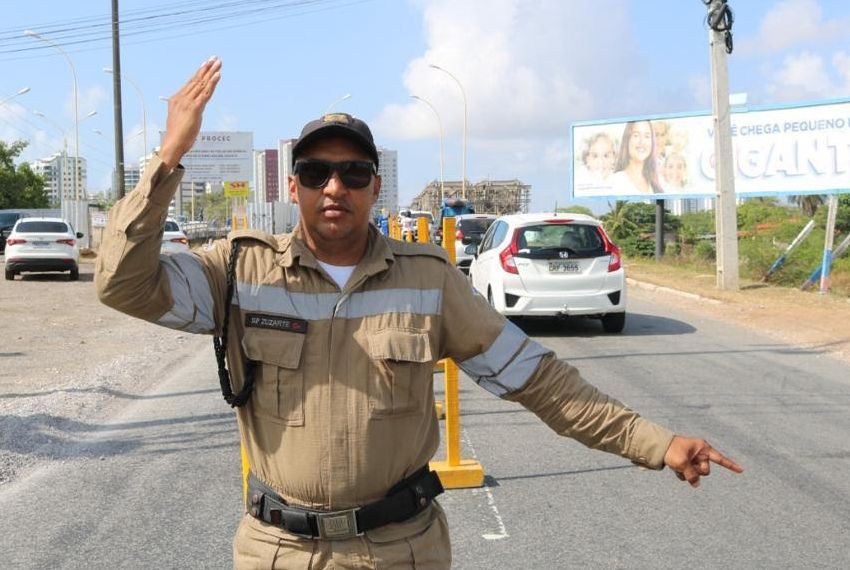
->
xmin=16 ymin=221 xmax=69 ymax=233
xmin=516 ymin=223 xmax=605 ymax=258
xmin=458 ymin=218 xmax=494 ymax=233
xmin=164 ymin=221 xmax=180 ymax=231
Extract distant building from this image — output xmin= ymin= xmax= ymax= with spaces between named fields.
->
xmin=410 ymin=178 xmax=530 ymax=216
xmin=373 ymin=147 xmax=398 ymax=216
xmin=668 ymin=198 xmax=714 ymax=216
xmin=110 ymin=165 xmax=140 ymax=198
xmin=277 ymin=139 xmax=295 ymax=203
xmin=253 ymin=149 xmax=280 ymax=203
xmin=31 ymin=152 xmax=87 ymax=206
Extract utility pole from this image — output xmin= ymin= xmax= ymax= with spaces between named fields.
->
xmin=707 ymin=0 xmax=739 ymax=290
xmin=655 ymin=200 xmax=665 ymax=258
xmin=111 ymin=0 xmax=126 ymax=199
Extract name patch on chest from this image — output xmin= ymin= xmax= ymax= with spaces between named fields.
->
xmin=245 ymin=313 xmax=308 ymax=334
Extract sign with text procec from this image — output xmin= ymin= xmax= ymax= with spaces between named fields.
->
xmin=571 ymin=99 xmax=850 ymax=199
xmin=159 ymin=131 xmax=254 ymax=185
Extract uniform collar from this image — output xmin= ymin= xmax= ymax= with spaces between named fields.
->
xmin=280 ymin=224 xmax=394 ymax=280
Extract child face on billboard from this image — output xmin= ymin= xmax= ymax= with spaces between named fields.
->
xmin=586 ymin=135 xmax=615 ymax=176
xmin=664 ymin=153 xmax=687 ymax=187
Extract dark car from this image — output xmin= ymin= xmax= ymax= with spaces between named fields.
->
xmin=453 ymin=213 xmax=497 ymax=274
xmin=0 ymin=212 xmax=25 ymax=254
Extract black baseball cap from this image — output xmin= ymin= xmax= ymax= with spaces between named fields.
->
xmin=292 ymin=112 xmax=379 ymax=167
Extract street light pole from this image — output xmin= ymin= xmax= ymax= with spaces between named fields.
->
xmin=411 ymin=95 xmax=445 ymax=203
xmin=24 ymin=30 xmax=81 ymax=231
xmin=429 ymin=64 xmax=467 ymax=200
xmin=325 ymin=93 xmax=351 ymax=115
xmin=0 ymin=87 xmax=31 ymax=107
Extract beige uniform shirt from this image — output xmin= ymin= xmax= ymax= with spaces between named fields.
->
xmin=96 ymin=156 xmax=673 ymax=512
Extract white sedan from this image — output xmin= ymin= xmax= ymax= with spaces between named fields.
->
xmin=161 ymin=219 xmax=191 ymax=254
xmin=4 ymin=217 xmax=82 ymax=281
xmin=468 ymin=212 xmax=627 ymax=332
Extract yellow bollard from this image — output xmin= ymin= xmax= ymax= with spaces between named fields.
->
xmin=417 ymin=216 xmax=430 ymax=244
xmin=442 ymin=216 xmax=456 ymax=265
xmin=428 ymin=215 xmax=484 ymax=489
xmin=429 ymin=358 xmax=485 ymax=488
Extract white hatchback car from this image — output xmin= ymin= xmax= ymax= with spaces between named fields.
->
xmin=4 ymin=218 xmax=82 ymax=281
xmin=161 ymin=219 xmax=191 ymax=254
xmin=468 ymin=212 xmax=626 ymax=332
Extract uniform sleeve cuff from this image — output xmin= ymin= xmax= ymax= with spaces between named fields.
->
xmin=142 ymin=154 xmax=185 ymax=208
xmin=627 ymin=418 xmax=675 ymax=470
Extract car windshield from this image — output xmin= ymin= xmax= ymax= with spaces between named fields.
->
xmin=459 ymin=218 xmax=494 ymax=233
xmin=517 ymin=223 xmax=605 ymax=257
xmin=164 ymin=221 xmax=180 ymax=232
xmin=16 ymin=221 xmax=69 ymax=233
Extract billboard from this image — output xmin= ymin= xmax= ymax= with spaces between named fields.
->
xmin=571 ymin=99 xmax=850 ymax=199
xmin=160 ymin=131 xmax=254 ymax=185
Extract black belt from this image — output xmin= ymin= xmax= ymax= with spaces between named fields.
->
xmin=247 ymin=467 xmax=444 ymax=540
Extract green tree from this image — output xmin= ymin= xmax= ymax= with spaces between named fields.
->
xmin=0 ymin=140 xmax=48 ymax=209
xmin=197 ymin=191 xmax=229 ymax=224
xmin=600 ymin=200 xmax=638 ymax=240
xmin=557 ymin=205 xmax=595 ymax=217
xmin=789 ymin=194 xmax=825 ymax=217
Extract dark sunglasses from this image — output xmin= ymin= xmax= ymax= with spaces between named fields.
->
xmin=293 ymin=159 xmax=377 ymax=189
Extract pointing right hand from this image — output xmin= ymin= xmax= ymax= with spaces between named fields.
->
xmin=159 ymin=57 xmax=222 ymax=169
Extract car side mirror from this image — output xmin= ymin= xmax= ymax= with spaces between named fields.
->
xmin=76 ymin=232 xmax=84 ymax=238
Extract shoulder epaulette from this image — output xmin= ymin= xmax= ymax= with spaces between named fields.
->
xmin=387 ymin=239 xmax=450 ymax=263
xmin=227 ymin=229 xmax=285 ymax=252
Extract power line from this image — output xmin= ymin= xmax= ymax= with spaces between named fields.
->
xmin=0 ymin=0 xmax=370 ymax=60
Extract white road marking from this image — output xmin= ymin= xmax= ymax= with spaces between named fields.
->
xmin=462 ymin=429 xmax=509 ymax=540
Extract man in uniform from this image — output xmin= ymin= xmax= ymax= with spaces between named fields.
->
xmin=96 ymin=58 xmax=742 ymax=569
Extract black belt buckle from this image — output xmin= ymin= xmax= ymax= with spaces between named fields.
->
xmin=315 ymin=507 xmax=362 ymax=540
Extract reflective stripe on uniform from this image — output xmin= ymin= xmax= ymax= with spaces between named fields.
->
xmin=236 ymin=282 xmax=338 ymax=321
xmin=235 ymin=282 xmax=443 ymax=321
xmin=459 ymin=320 xmax=550 ymax=397
xmin=156 ymin=252 xmax=216 ymax=333
xmin=344 ymin=288 xmax=442 ymax=319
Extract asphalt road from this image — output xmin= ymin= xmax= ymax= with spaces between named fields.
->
xmin=1 ymin=289 xmax=849 ymax=569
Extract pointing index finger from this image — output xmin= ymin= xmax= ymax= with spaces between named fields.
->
xmin=708 ymin=448 xmax=744 ymax=473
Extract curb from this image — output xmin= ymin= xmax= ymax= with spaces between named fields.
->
xmin=626 ymin=277 xmax=723 ymax=305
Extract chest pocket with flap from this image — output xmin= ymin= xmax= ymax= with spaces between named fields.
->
xmin=241 ymin=327 xmax=305 ymax=426
xmin=366 ymin=328 xmax=433 ymax=418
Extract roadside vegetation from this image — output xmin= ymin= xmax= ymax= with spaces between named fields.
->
xmin=0 ymin=140 xmax=48 ymax=209
xmin=569 ymin=197 xmax=850 ymax=297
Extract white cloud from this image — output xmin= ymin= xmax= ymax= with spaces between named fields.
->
xmin=764 ymin=50 xmax=850 ymax=101
xmin=215 ymin=112 xmax=240 ymax=132
xmin=375 ymin=0 xmax=643 ymax=143
xmin=68 ymin=85 xmax=108 ymax=124
xmin=688 ymin=74 xmax=712 ymax=108
xmin=738 ymin=0 xmax=848 ymax=56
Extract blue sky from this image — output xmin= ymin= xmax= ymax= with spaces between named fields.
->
xmin=2 ymin=0 xmax=850 ymax=213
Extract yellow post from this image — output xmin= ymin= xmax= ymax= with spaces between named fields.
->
xmin=429 ymin=214 xmax=484 ymax=489
xmin=417 ymin=217 xmax=429 ymax=244
xmin=443 ymin=216 xmax=456 ymax=265
xmin=241 ymin=443 xmax=251 ymax=504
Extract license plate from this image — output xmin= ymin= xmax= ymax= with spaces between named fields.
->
xmin=548 ymin=261 xmax=580 ymax=273
xmin=33 ymin=241 xmax=50 ymax=247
